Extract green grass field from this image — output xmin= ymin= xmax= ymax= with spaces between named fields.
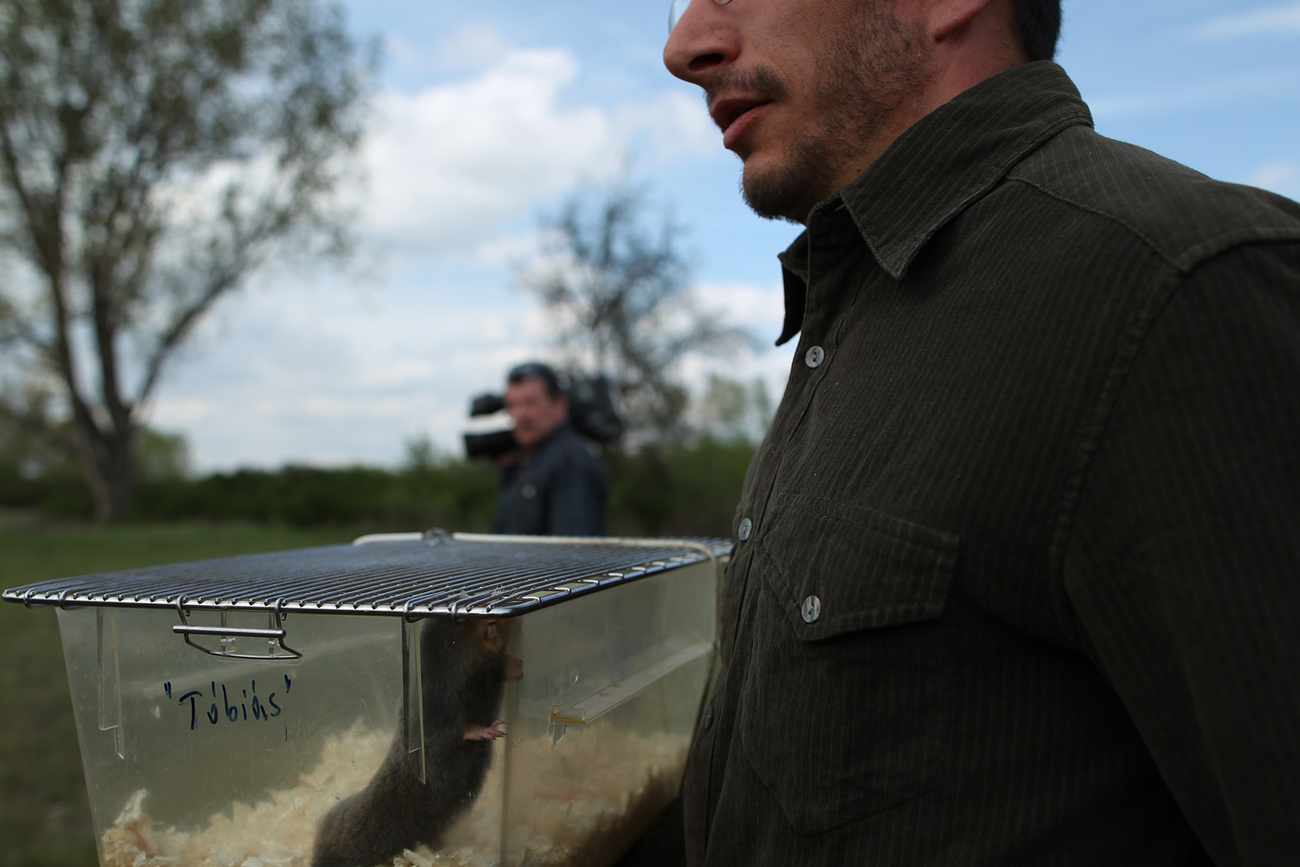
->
xmin=0 ymin=519 xmax=351 ymax=867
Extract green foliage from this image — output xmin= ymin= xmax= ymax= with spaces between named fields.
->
xmin=4 ymin=424 xmax=760 ymax=535
xmin=123 ymin=440 xmax=757 ymax=538
xmin=132 ymin=461 xmax=501 ymax=531
xmin=607 ymin=437 xmax=755 ymax=537
xmin=0 ymin=417 xmax=193 ymax=517
xmin=4 ymin=401 xmax=762 ymax=537
xmin=0 ymin=413 xmax=89 ymax=517
xmin=135 ymin=427 xmax=192 ymax=482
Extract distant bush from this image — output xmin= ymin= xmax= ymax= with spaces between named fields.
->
xmin=606 ymin=437 xmax=754 ymax=537
xmin=0 ymin=423 xmax=192 ymax=520
xmin=134 ymin=462 xmax=500 ymax=532
xmin=0 ymin=464 xmax=92 ymax=518
xmin=12 ymin=439 xmax=756 ymax=538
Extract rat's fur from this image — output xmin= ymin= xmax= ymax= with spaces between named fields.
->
xmin=311 ymin=618 xmax=511 ymax=867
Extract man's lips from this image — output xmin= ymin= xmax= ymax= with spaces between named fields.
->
xmin=710 ymin=97 xmax=770 ymax=151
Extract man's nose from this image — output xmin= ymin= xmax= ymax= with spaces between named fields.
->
xmin=663 ymin=0 xmax=739 ymax=86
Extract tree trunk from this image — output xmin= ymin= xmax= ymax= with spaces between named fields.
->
xmin=70 ymin=418 xmax=136 ymax=523
xmin=102 ymin=432 xmax=137 ymax=523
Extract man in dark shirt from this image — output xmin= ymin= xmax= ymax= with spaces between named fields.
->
xmin=489 ymin=362 xmax=607 ymax=536
xmin=659 ymin=0 xmax=1300 ymax=864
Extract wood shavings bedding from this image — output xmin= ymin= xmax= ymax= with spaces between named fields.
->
xmin=100 ymin=723 xmax=687 ymax=867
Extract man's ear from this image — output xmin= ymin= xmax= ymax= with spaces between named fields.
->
xmin=925 ymin=0 xmax=998 ymax=42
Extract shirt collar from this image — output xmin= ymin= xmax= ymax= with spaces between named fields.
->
xmin=775 ymin=62 xmax=1093 ymax=346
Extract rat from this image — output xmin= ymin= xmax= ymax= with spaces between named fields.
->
xmin=311 ymin=617 xmax=519 ymax=867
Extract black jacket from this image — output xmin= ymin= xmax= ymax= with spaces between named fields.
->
xmin=490 ymin=423 xmax=607 ymax=536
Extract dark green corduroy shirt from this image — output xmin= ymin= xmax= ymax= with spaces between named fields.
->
xmin=682 ymin=62 xmax=1300 ymax=866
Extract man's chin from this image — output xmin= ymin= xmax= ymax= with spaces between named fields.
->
xmin=741 ymin=157 xmax=826 ymax=226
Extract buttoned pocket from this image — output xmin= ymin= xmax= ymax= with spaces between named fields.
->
xmin=737 ymin=493 xmax=959 ymax=835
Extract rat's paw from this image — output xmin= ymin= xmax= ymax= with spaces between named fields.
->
xmin=463 ymin=720 xmax=507 ymax=741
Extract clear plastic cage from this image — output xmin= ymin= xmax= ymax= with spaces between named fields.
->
xmin=5 ymin=533 xmax=723 ymax=867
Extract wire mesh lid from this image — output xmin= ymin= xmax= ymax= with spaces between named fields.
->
xmin=2 ymin=531 xmax=729 ymax=618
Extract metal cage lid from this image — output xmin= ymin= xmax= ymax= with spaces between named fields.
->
xmin=1 ymin=531 xmax=729 ymax=618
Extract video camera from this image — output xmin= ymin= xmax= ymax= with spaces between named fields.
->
xmin=462 ymin=371 xmax=625 ymax=461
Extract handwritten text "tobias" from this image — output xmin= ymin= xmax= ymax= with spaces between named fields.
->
xmin=164 ymin=676 xmax=292 ymax=731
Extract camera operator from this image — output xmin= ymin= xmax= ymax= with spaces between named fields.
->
xmin=489 ymin=362 xmax=607 ymax=536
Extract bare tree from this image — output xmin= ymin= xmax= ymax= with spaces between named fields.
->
xmin=0 ymin=0 xmax=375 ymax=521
xmin=525 ymin=180 xmax=752 ymax=442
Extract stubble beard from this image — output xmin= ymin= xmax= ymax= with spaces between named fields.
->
xmin=739 ymin=9 xmax=930 ymax=224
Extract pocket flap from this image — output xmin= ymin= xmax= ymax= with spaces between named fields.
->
xmin=754 ymin=493 xmax=959 ymax=640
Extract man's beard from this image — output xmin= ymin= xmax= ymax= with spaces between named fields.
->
xmin=742 ymin=131 xmax=840 ymax=226
xmin=734 ymin=9 xmax=928 ymax=224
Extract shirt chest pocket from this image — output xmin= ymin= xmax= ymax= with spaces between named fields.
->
xmin=737 ymin=493 xmax=959 ymax=835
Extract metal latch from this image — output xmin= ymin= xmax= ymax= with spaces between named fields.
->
xmin=173 ymin=600 xmax=302 ymax=661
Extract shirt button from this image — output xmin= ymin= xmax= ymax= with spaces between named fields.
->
xmin=801 ymin=595 xmax=822 ymax=623
xmin=703 ymin=705 xmax=715 ymax=731
xmin=805 ymin=345 xmax=825 ymax=368
xmin=738 ymin=517 xmax=753 ymax=541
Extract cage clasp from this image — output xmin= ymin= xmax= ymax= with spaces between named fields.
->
xmin=173 ymin=599 xmax=303 ymax=661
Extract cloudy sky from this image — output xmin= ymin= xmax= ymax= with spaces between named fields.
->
xmin=146 ymin=0 xmax=1300 ymax=472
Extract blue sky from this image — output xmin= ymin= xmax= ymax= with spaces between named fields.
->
xmin=148 ymin=0 xmax=1300 ymax=472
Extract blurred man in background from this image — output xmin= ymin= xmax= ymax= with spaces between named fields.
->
xmin=490 ymin=362 xmax=607 ymax=536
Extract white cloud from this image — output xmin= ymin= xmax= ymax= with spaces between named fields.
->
xmin=355 ymin=45 xmax=722 ymax=267
xmin=148 ymin=263 xmax=546 ymax=469
xmin=697 ymin=280 xmax=785 ymax=335
xmin=1250 ymin=160 xmax=1300 ymax=198
xmin=359 ymin=48 xmax=625 ymax=259
xmin=1191 ymin=3 xmax=1300 ymax=39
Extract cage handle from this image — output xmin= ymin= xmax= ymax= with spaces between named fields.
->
xmin=173 ymin=599 xmax=302 ymax=661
